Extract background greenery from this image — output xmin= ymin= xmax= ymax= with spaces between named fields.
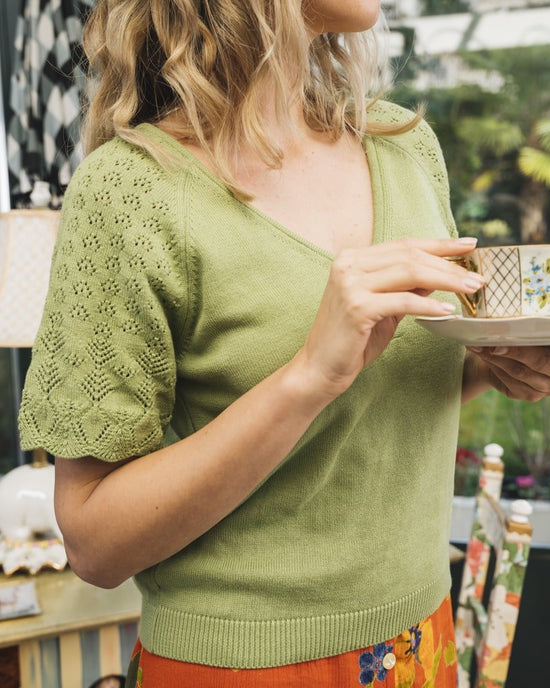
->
xmin=458 ymin=393 xmax=550 ymax=498
xmin=392 ymin=45 xmax=550 ymax=246
xmin=390 ymin=37 xmax=550 ymax=498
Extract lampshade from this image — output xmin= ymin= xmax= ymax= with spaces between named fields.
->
xmin=0 ymin=209 xmax=66 ymax=574
xmin=0 ymin=209 xmax=60 ymax=347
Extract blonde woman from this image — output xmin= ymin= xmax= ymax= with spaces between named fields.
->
xmin=19 ymin=1 xmax=550 ymax=686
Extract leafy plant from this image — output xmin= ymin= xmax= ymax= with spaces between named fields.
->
xmin=518 ymin=119 xmax=550 ymax=187
xmin=459 ymin=391 xmax=550 ymax=500
xmin=391 ymin=45 xmax=550 ymax=244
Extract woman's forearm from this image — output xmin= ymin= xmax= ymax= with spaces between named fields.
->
xmin=55 ymin=352 xmax=333 ymax=588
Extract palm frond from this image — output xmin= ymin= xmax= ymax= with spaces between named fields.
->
xmin=534 ymin=119 xmax=550 ymax=152
xmin=457 ymin=117 xmax=524 ymax=155
xmin=518 ymin=146 xmax=550 ymax=186
xmin=472 ymin=170 xmax=498 ymax=192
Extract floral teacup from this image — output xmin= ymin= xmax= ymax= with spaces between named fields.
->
xmin=458 ymin=245 xmax=550 ymax=318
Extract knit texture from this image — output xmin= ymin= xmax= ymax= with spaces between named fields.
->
xmin=20 ymin=101 xmax=464 ymax=668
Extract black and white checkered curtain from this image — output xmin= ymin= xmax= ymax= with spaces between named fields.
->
xmin=7 ymin=0 xmax=95 ymax=208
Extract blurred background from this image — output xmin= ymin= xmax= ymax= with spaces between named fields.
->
xmin=382 ymin=0 xmax=550 ymax=503
xmin=0 ymin=1 xmax=549 ymax=683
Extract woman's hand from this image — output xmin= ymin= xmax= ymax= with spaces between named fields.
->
xmin=294 ymin=237 xmax=483 ymax=399
xmin=465 ymin=346 xmax=550 ymax=402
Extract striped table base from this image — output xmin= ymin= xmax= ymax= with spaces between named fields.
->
xmin=18 ymin=622 xmax=138 ymax=688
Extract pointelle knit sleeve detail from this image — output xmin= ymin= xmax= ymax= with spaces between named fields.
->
xmin=19 ymin=138 xmax=189 ymax=461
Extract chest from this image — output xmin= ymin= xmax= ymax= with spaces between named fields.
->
xmin=180 ymin=137 xmax=453 ymax=378
xmin=241 ymin=143 xmax=374 ymax=256
xmin=182 ymin=133 xmax=375 ymax=256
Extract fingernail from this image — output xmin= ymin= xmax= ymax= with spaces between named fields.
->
xmin=440 ymin=302 xmax=456 ymax=313
xmin=468 ymin=347 xmax=483 ymax=353
xmin=493 ymin=347 xmax=509 ymax=355
xmin=457 ymin=237 xmax=478 ymax=246
xmin=463 ymin=276 xmax=485 ymax=291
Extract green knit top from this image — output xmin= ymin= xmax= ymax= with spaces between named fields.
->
xmin=19 ymin=101 xmax=464 ymax=668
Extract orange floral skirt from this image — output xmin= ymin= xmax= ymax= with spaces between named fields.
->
xmin=125 ymin=595 xmax=457 ymax=688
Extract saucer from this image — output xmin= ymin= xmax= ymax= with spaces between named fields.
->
xmin=415 ymin=315 xmax=550 ymax=347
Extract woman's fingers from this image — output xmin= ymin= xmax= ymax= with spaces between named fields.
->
xmin=324 ymin=236 xmax=488 ymax=336
xmin=477 ymin=346 xmax=550 ymax=372
xmin=485 ymin=366 xmax=548 ymax=402
xmin=359 ymin=290 xmax=457 ymax=320
xmin=467 ymin=346 xmax=550 ymax=402
xmin=361 ymin=263 xmax=483 ymax=297
xmin=333 ymin=237 xmax=482 ymax=297
xmin=357 ymin=236 xmax=477 ymax=262
xmin=338 ymin=238 xmax=474 ymax=271
xmin=356 ymin=236 xmax=477 ymax=259
xmin=331 ymin=260 xmax=483 ymax=315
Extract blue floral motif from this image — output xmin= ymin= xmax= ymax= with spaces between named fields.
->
xmin=358 ymin=642 xmax=394 ymax=685
xmin=406 ymin=624 xmax=423 ymax=661
xmin=523 ymin=256 xmax=550 ymax=311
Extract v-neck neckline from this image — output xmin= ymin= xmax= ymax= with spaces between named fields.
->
xmin=137 ymin=122 xmax=383 ymax=262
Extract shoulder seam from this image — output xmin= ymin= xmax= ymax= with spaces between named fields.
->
xmin=178 ymin=171 xmax=201 ymax=351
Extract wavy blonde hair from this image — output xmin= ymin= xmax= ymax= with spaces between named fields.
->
xmin=83 ymin=0 xmax=420 ymax=197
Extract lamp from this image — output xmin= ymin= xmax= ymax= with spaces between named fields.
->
xmin=0 ymin=209 xmax=60 ymax=346
xmin=0 ymin=209 xmax=66 ymax=574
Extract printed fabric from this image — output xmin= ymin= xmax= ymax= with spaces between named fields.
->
xmin=7 ymin=0 xmax=94 ymax=207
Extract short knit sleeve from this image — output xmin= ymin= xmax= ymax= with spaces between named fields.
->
xmin=367 ymin=100 xmax=459 ymax=238
xmin=19 ymin=138 xmax=188 ymax=461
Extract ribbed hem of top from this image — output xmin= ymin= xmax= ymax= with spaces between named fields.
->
xmin=139 ymin=574 xmax=451 ymax=668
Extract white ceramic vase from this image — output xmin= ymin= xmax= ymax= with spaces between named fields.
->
xmin=0 ymin=463 xmax=62 ymax=541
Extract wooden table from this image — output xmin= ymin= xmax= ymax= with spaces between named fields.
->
xmin=0 ymin=568 xmax=140 ymax=688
